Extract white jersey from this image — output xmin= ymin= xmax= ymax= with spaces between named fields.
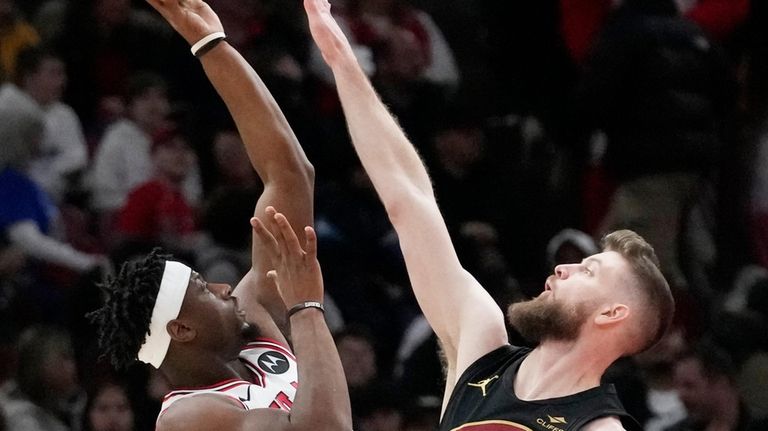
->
xmin=159 ymin=339 xmax=298 ymax=418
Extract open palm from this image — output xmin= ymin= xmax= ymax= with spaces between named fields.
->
xmin=146 ymin=0 xmax=223 ymax=46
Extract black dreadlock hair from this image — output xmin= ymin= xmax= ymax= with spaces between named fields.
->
xmin=87 ymin=249 xmax=172 ymax=369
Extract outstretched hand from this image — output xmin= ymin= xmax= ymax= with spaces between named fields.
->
xmin=145 ymin=0 xmax=223 ymax=46
xmin=304 ymin=0 xmax=356 ymax=67
xmin=251 ymin=207 xmax=323 ymax=308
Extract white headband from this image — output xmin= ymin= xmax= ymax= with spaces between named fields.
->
xmin=137 ymin=261 xmax=192 ymax=368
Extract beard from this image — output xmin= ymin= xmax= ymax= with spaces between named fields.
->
xmin=240 ymin=320 xmax=260 ymax=341
xmin=507 ymin=294 xmax=593 ymax=343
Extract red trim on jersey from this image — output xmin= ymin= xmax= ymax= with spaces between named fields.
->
xmin=158 ymin=391 xmax=247 ymax=419
xmin=241 ymin=358 xmax=267 ymax=387
xmin=248 ymin=337 xmax=293 ymax=352
xmin=163 ymin=379 xmax=250 ymax=401
xmin=242 ymin=341 xmax=297 ymax=362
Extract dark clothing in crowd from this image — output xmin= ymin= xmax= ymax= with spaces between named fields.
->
xmin=574 ymin=0 xmax=732 ymax=181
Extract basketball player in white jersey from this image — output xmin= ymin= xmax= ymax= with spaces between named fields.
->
xmin=88 ymin=1 xmax=352 ymax=430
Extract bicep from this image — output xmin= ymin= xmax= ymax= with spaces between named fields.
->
xmin=583 ymin=416 xmax=627 ymax=431
xmin=158 ymin=396 xmax=293 ymax=431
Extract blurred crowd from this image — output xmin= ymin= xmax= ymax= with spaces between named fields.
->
xmin=0 ymin=0 xmax=767 ymax=430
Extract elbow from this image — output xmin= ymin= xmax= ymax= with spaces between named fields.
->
xmin=302 ymin=159 xmax=315 ymax=188
xmin=289 ymin=156 xmax=315 ymax=190
xmin=384 ymin=186 xmax=435 ymax=227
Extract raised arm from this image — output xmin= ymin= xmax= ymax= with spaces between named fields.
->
xmin=303 ymin=0 xmax=507 ymax=408
xmin=158 ymin=208 xmax=351 ymax=431
xmin=145 ymin=0 xmax=314 ymax=338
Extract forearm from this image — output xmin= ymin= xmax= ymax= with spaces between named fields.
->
xmin=287 ymin=309 xmax=352 ymax=431
xmin=329 ymin=60 xmax=434 ymax=210
xmin=199 ymin=42 xmax=314 ymax=325
xmin=198 ymin=42 xmax=312 ymax=183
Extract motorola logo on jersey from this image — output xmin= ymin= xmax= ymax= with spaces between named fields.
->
xmin=257 ymin=351 xmax=290 ymax=374
xmin=451 ymin=420 xmax=534 ymax=431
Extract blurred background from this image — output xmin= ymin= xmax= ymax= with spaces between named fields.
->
xmin=0 ymin=0 xmax=766 ymax=430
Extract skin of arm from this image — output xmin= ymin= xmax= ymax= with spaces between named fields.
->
xmin=302 ymin=0 xmax=508 ymax=413
xmin=145 ymin=0 xmax=315 ymax=341
xmin=582 ymin=416 xmax=627 ymax=431
xmin=157 ymin=209 xmax=352 ymax=431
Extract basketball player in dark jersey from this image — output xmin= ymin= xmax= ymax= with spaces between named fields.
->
xmin=87 ymin=1 xmax=352 ymax=430
xmin=303 ymin=0 xmax=675 ymax=429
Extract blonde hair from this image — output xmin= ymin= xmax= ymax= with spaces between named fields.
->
xmin=602 ymin=230 xmax=674 ymax=354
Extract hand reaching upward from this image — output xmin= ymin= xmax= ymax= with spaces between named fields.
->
xmin=251 ymin=207 xmax=323 ymax=308
xmin=145 ymin=0 xmax=223 ymax=46
xmin=304 ymin=0 xmax=356 ymax=67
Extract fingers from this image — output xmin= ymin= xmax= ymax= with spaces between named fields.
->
xmin=304 ymin=226 xmax=318 ymax=258
xmin=273 ymin=212 xmax=304 ymax=257
xmin=264 ymin=206 xmax=290 ymax=258
xmin=251 ymin=216 xmax=280 ymax=260
xmin=263 ymin=206 xmax=316 ymax=260
xmin=264 ymin=206 xmax=281 ymax=238
xmin=266 ymin=270 xmax=278 ymax=283
xmin=304 ymin=0 xmax=327 ymax=14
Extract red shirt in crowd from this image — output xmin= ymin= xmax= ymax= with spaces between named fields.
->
xmin=116 ymin=180 xmax=196 ymax=242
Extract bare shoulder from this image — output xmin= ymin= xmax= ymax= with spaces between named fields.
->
xmin=156 ymin=394 xmax=245 ymax=431
xmin=582 ymin=416 xmax=627 ymax=431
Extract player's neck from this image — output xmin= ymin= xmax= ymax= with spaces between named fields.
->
xmin=513 ymin=340 xmax=615 ymax=401
xmin=160 ymin=353 xmax=241 ymax=389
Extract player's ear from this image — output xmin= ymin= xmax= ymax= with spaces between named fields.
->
xmin=167 ymin=319 xmax=197 ymax=342
xmin=594 ymin=303 xmax=630 ymax=327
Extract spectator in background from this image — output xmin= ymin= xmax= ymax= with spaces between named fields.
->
xmin=681 ymin=0 xmax=751 ymax=43
xmin=52 ymin=0 xmax=171 ymax=127
xmin=195 ymin=129 xmax=261 ymax=285
xmin=560 ymin=0 xmax=613 ymax=65
xmin=0 ymin=46 xmax=87 ymax=203
xmin=573 ymin=0 xmax=733 ymax=291
xmin=336 ymin=326 xmax=379 ymax=397
xmin=560 ymin=0 xmax=750 ymax=66
xmin=353 ymin=383 xmax=404 ymax=431
xmin=665 ymin=341 xmax=768 ymax=430
xmin=401 ymin=395 xmax=441 ymax=431
xmin=209 ymin=129 xmax=260 ymax=190
xmin=0 ymin=0 xmax=38 ymax=82
xmin=0 ymin=326 xmax=86 ymax=431
xmin=115 ymin=127 xmax=198 ymax=254
xmin=83 ymin=381 xmax=134 ymax=431
xmin=89 ymin=72 xmax=202 ymax=242
xmin=545 ymin=228 xmax=600 ymax=270
xmin=0 ymin=105 xmax=105 ymax=274
xmin=309 ymin=0 xmax=458 ymax=88
xmin=393 ymin=315 xmax=444 ymax=399
xmin=307 ymin=0 xmax=457 ymax=144
xmin=0 ymin=240 xmax=24 ymax=278
xmin=634 ymin=327 xmax=688 ymax=431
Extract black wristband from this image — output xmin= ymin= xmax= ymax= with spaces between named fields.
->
xmin=288 ymin=301 xmax=324 ymax=317
xmin=190 ymin=32 xmax=227 ymax=58
xmin=194 ymin=37 xmax=226 ymax=58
